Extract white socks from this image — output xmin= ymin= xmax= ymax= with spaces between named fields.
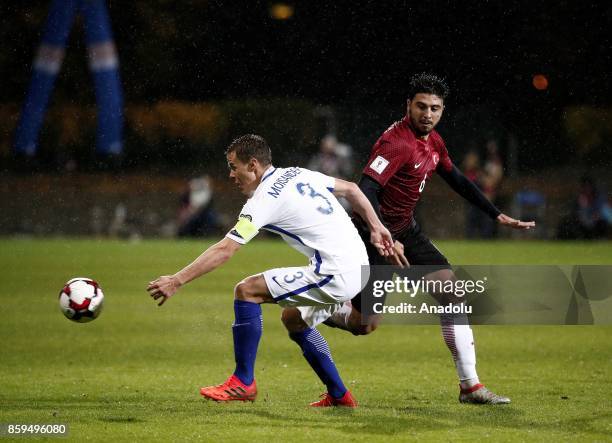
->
xmin=440 ymin=313 xmax=479 ymax=386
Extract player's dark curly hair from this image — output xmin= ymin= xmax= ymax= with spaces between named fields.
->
xmin=407 ymin=73 xmax=449 ymax=101
xmin=225 ymin=134 xmax=272 ymax=166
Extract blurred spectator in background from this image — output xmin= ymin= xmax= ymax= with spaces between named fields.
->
xmin=307 ymin=134 xmax=354 ymax=179
xmin=557 ymin=175 xmax=611 ymax=239
xmin=481 ymin=140 xmax=504 ymax=201
xmin=603 ymin=196 xmax=612 ymax=228
xmin=479 ymin=140 xmax=504 ymax=238
xmin=462 ymin=150 xmax=487 ymax=238
xmin=108 ymin=202 xmax=141 ymax=240
xmin=308 ymin=134 xmax=355 ymax=210
xmin=512 ymin=190 xmax=546 ymax=239
xmin=461 ymin=142 xmax=505 ymax=238
xmin=177 ymin=175 xmax=222 ymax=237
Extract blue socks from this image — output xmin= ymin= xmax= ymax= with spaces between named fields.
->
xmin=290 ymin=328 xmax=347 ymax=399
xmin=232 ymin=301 xmax=347 ymax=399
xmin=232 ymin=300 xmax=262 ymax=385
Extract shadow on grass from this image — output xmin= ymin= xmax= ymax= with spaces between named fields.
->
xmin=198 ymin=401 xmax=611 ymax=438
xmin=4 ymin=395 xmax=611 ymax=438
xmin=99 ymin=417 xmax=145 ymax=423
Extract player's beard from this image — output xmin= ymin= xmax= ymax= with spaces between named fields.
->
xmin=412 ymin=122 xmax=434 ymax=137
xmin=409 ymin=115 xmax=435 ymax=137
xmin=413 ymin=127 xmax=431 ymax=137
xmin=411 ymin=118 xmax=436 ymax=137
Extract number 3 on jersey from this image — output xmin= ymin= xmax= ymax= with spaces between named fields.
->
xmin=296 ymin=182 xmax=334 ymax=214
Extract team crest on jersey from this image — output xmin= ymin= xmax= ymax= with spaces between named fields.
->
xmin=370 ymin=155 xmax=389 ymax=174
xmin=433 ymin=153 xmax=439 ymax=165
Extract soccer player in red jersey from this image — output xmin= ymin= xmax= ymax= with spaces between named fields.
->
xmin=321 ymin=73 xmax=535 ymax=404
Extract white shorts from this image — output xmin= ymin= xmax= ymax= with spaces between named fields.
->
xmin=263 ymin=265 xmax=368 ymax=327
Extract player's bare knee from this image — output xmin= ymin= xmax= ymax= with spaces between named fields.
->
xmin=425 ymin=270 xmax=458 ymax=305
xmin=280 ymin=308 xmax=293 ymax=328
xmin=353 ymin=323 xmax=377 ymax=336
xmin=345 ymin=311 xmax=378 ymax=335
xmin=234 ymin=280 xmax=252 ymax=301
xmin=235 ymin=275 xmax=273 ymax=304
xmin=282 ymin=308 xmax=308 ymax=333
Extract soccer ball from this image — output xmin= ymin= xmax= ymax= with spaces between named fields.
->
xmin=58 ymin=278 xmax=105 ymax=322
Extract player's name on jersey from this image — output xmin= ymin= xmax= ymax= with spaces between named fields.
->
xmin=267 ymin=167 xmax=302 ymax=198
xmin=372 ymin=302 xmax=473 ymax=315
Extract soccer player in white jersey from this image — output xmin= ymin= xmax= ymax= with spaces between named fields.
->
xmin=147 ymin=134 xmax=399 ymax=407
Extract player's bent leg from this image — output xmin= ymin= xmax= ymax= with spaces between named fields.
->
xmin=281 ymin=309 xmax=357 ymax=407
xmin=200 ymin=274 xmax=273 ymax=403
xmin=264 ymin=266 xmax=359 ymax=406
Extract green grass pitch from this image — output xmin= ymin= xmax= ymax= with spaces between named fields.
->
xmin=1 ymin=239 xmax=611 ymax=441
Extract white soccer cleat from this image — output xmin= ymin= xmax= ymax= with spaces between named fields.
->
xmin=459 ymin=384 xmax=511 ymax=405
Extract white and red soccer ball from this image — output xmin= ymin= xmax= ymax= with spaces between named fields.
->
xmin=58 ymin=278 xmax=105 ymax=322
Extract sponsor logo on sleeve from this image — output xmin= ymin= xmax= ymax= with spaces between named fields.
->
xmin=229 ymin=229 xmax=244 ymax=239
xmin=370 ymin=156 xmax=389 ymax=174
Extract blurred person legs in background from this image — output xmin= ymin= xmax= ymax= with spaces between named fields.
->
xmin=13 ymin=0 xmax=123 ymax=163
xmin=557 ymin=175 xmax=610 ymax=239
xmin=478 ymin=140 xmax=504 ymax=238
xmin=461 ymin=150 xmax=488 ymax=238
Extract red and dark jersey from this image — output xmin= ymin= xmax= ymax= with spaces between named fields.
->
xmin=363 ymin=116 xmax=453 ymax=235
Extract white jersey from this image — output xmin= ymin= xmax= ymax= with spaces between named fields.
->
xmin=226 ymin=166 xmax=369 ymax=274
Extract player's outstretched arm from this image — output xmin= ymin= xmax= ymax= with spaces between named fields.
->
xmin=147 ymin=237 xmax=242 ymax=306
xmin=333 ymin=178 xmax=397 ymax=259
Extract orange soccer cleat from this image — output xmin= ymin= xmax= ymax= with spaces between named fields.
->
xmin=310 ymin=390 xmax=358 ymax=408
xmin=200 ymin=374 xmax=257 ymax=402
